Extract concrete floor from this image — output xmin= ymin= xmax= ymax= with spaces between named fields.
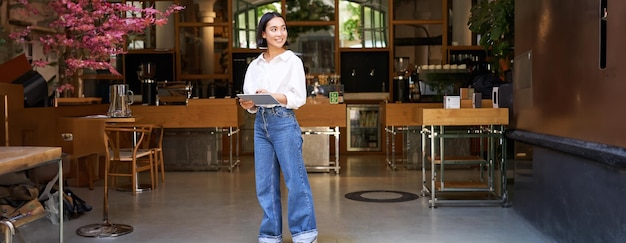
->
xmin=15 ymin=155 xmax=554 ymax=243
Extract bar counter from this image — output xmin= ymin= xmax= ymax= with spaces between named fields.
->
xmin=295 ymin=99 xmax=347 ymax=127
xmin=295 ymin=99 xmax=346 ymax=173
xmin=131 ymin=99 xmax=245 ymax=128
xmin=131 ymin=99 xmax=245 ymax=171
xmin=4 ymin=88 xmax=351 ymax=176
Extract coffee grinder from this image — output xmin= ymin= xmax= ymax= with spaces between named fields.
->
xmin=393 ymin=57 xmax=410 ymax=103
xmin=138 ymin=62 xmax=156 ymax=105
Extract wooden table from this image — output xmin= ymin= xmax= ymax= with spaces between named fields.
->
xmin=0 ymin=146 xmax=63 ymax=243
xmin=381 ymin=103 xmax=442 ymax=169
xmin=295 ymin=102 xmax=347 ymax=173
xmin=57 ymin=116 xmax=137 ymax=189
xmin=420 ymin=108 xmax=509 ymax=208
xmin=54 ymin=97 xmax=102 ymax=107
xmin=131 ymin=99 xmax=244 ymax=171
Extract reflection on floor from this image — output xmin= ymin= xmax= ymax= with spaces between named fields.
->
xmin=17 ymin=155 xmax=553 ymax=243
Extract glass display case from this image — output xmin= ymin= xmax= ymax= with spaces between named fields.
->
xmin=347 ymin=104 xmax=381 ymax=151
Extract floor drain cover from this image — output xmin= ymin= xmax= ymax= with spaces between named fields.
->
xmin=344 ymin=190 xmax=419 ymax=203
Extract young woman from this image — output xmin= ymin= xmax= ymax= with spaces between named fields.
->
xmin=238 ymin=12 xmax=318 ymax=243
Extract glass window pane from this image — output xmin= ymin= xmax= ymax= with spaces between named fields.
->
xmin=286 ymin=0 xmax=335 ymax=21
xmin=179 ymin=26 xmax=229 ymax=75
xmin=288 ymin=26 xmax=336 ymax=74
xmin=234 ymin=9 xmax=257 ymax=48
xmin=339 ymin=1 xmax=361 ymax=47
xmin=232 ymin=1 xmax=282 ymax=48
xmin=362 ymin=6 xmax=387 ymax=48
xmin=339 ymin=0 xmax=388 ymax=48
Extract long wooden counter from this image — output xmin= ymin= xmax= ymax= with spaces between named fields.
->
xmin=3 ymin=92 xmax=247 ymax=180
xmin=131 ymin=99 xmax=245 ymax=128
xmin=294 ymin=101 xmax=347 ymax=127
xmin=421 ymin=108 xmax=509 ymax=126
xmin=3 ymin=83 xmax=346 ymax=175
xmin=381 ymin=103 xmax=443 ymax=127
xmin=7 ymin=98 xmax=244 ymax=147
xmin=130 ymin=99 xmax=245 ymax=171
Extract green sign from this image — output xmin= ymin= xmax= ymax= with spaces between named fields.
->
xmin=329 ymin=92 xmax=339 ymax=104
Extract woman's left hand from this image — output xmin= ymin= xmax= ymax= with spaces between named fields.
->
xmin=239 ymin=98 xmax=255 ymax=110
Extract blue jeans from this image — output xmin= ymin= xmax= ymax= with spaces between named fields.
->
xmin=254 ymin=106 xmax=317 ymax=243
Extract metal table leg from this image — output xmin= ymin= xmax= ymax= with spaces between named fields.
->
xmin=77 ymin=158 xmax=133 ymax=238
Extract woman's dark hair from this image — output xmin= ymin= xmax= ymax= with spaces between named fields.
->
xmin=256 ymin=12 xmax=289 ymax=48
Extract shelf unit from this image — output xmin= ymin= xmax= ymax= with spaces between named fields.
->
xmin=2 ymin=0 xmax=487 ymax=100
xmin=420 ymin=108 xmax=509 ymax=207
xmin=302 ymin=127 xmax=341 ymax=174
xmin=347 ymin=104 xmax=381 ymax=152
xmin=77 ymin=0 xmax=231 ymax=98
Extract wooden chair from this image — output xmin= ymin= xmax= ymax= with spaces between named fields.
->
xmin=1 ymin=94 xmax=8 ymax=146
xmin=103 ymin=125 xmax=154 ymax=195
xmin=138 ymin=124 xmax=165 ymax=187
xmin=150 ymin=124 xmax=165 ymax=186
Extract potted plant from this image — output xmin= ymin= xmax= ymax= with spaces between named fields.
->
xmin=467 ymin=0 xmax=514 ymax=79
xmin=9 ymin=0 xmax=184 ymax=96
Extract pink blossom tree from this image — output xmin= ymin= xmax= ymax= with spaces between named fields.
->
xmin=11 ymin=0 xmax=184 ymax=93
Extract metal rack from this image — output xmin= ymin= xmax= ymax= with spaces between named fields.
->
xmin=385 ymin=126 xmax=422 ymax=170
xmin=420 ymin=108 xmax=509 ymax=208
xmin=215 ymin=127 xmax=240 ymax=172
xmin=302 ymin=126 xmax=341 ymax=174
xmin=381 ymin=103 xmax=444 ymax=170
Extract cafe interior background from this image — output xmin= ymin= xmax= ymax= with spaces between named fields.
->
xmin=1 ymin=0 xmax=625 ymax=242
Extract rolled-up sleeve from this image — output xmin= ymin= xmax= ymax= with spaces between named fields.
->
xmin=284 ymin=56 xmax=307 ymax=110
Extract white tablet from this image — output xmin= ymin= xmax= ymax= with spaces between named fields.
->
xmin=236 ymin=94 xmax=280 ymax=105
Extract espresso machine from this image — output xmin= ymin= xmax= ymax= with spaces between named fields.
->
xmin=138 ymin=62 xmax=157 ymax=105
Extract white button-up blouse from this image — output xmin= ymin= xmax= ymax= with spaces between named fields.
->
xmin=242 ymin=50 xmax=307 ymax=113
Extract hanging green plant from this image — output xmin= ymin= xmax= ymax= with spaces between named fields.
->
xmin=467 ymin=0 xmax=514 ymax=77
xmin=341 ymin=2 xmax=361 ymax=41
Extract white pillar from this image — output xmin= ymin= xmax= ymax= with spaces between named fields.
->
xmin=155 ymin=2 xmax=176 ymax=49
xmin=451 ymin=0 xmax=472 ymax=46
xmin=198 ymin=0 xmax=217 ymax=75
